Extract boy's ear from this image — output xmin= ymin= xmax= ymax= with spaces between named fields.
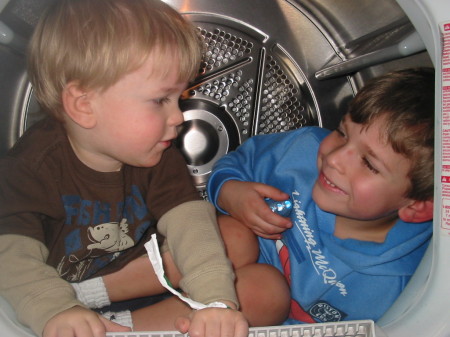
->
xmin=62 ymin=82 xmax=96 ymax=129
xmin=398 ymin=199 xmax=434 ymax=223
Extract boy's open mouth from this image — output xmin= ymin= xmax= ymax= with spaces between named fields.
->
xmin=319 ymin=172 xmax=347 ymax=195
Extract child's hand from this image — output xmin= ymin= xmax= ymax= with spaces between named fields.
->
xmin=43 ymin=305 xmax=131 ymax=337
xmin=175 ymin=307 xmax=248 ymax=337
xmin=218 ymin=180 xmax=292 ymax=239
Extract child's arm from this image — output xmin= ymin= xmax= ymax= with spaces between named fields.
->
xmin=217 ymin=180 xmax=292 ymax=239
xmin=0 ymin=234 xmax=122 ymax=337
xmin=207 ymin=133 xmax=296 ymax=239
xmin=157 ymin=200 xmax=248 ymax=337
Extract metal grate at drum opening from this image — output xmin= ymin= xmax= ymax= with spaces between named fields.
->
xmin=257 ymin=55 xmax=309 ymax=135
xmin=198 ymin=27 xmax=254 ymax=74
xmin=190 ymin=23 xmax=316 ymax=142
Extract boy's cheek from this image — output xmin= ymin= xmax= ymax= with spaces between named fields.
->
xmin=311 ymin=182 xmax=323 ymax=206
xmin=317 ymin=134 xmax=338 ymax=158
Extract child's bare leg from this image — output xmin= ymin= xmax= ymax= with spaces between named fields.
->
xmin=132 ymin=296 xmax=191 ymax=331
xmin=236 ymin=263 xmax=290 ymax=326
xmin=104 ymin=214 xmax=257 ymax=301
xmin=130 ymin=215 xmax=290 ymax=329
xmin=130 ymin=263 xmax=290 ymax=330
xmin=80 ymin=214 xmax=257 ymax=304
xmin=83 ymin=214 xmax=289 ymax=328
xmin=103 ymin=251 xmax=182 ymax=302
xmin=218 ymin=214 xmax=259 ymax=269
xmin=219 ymin=215 xmax=290 ymax=326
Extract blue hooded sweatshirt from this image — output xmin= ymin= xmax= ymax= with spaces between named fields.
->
xmin=207 ymin=127 xmax=432 ymax=324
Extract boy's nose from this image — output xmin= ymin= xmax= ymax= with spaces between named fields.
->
xmin=325 ymin=145 xmax=353 ymax=174
xmin=169 ymin=105 xmax=185 ymax=127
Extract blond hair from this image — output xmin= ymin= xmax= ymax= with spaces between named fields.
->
xmin=28 ymin=0 xmax=203 ymax=119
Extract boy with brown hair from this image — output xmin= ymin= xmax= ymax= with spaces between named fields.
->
xmin=207 ymin=68 xmax=435 ymax=325
xmin=0 ymin=0 xmax=248 ymax=336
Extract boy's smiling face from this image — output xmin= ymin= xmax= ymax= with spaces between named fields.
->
xmin=312 ymin=114 xmax=414 ymax=222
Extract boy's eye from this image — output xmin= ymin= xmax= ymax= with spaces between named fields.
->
xmin=335 ymin=126 xmax=346 ymax=138
xmin=153 ymin=97 xmax=171 ymax=105
xmin=362 ymin=157 xmax=379 ymax=174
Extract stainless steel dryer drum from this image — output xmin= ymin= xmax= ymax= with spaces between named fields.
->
xmin=1 ymin=1 xmax=449 ymax=337
xmin=177 ymin=17 xmax=321 ymax=191
xmin=0 ymin=0 xmax=432 ymax=193
xmin=166 ymin=0 xmax=431 ymax=191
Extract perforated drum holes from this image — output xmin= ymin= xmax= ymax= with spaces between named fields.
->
xmin=191 ymin=23 xmax=316 ymax=140
xmin=199 ymin=28 xmax=254 ymax=73
xmin=178 ymin=21 xmax=319 ymax=192
xmin=259 ymin=55 xmax=308 ymax=134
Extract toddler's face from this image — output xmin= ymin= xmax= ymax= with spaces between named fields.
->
xmin=81 ymin=54 xmax=187 ymax=171
xmin=312 ymin=114 xmax=413 ymax=221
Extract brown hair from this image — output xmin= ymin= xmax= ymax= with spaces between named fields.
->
xmin=347 ymin=68 xmax=435 ymax=200
xmin=28 ymin=0 xmax=203 ymax=119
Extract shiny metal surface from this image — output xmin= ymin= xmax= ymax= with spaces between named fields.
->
xmin=0 ymin=0 xmax=52 ymax=154
xmin=165 ymin=0 xmax=431 ymax=189
xmin=0 ymin=0 xmax=432 ymax=191
xmin=0 ymin=0 xmax=443 ymax=336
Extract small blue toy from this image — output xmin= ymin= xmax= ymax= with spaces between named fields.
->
xmin=264 ymin=198 xmax=292 ymax=217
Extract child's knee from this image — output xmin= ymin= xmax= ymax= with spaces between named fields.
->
xmin=236 ymin=263 xmax=290 ymax=326
xmin=218 ymin=215 xmax=259 ymax=268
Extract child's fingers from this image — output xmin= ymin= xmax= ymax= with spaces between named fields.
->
xmin=99 ymin=315 xmax=132 ymax=333
xmin=250 ymin=210 xmax=292 ymax=238
xmin=218 ymin=319 xmax=237 ymax=337
xmin=175 ymin=308 xmax=249 ymax=337
xmin=218 ymin=309 xmax=249 ymax=337
xmin=174 ymin=315 xmax=191 ymax=334
xmin=183 ymin=314 xmax=207 ymax=337
xmin=254 ymin=183 xmax=289 ymax=201
xmin=233 ymin=317 xmax=250 ymax=337
xmin=259 ymin=206 xmax=292 ymax=228
xmin=253 ymin=229 xmax=282 ymax=240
